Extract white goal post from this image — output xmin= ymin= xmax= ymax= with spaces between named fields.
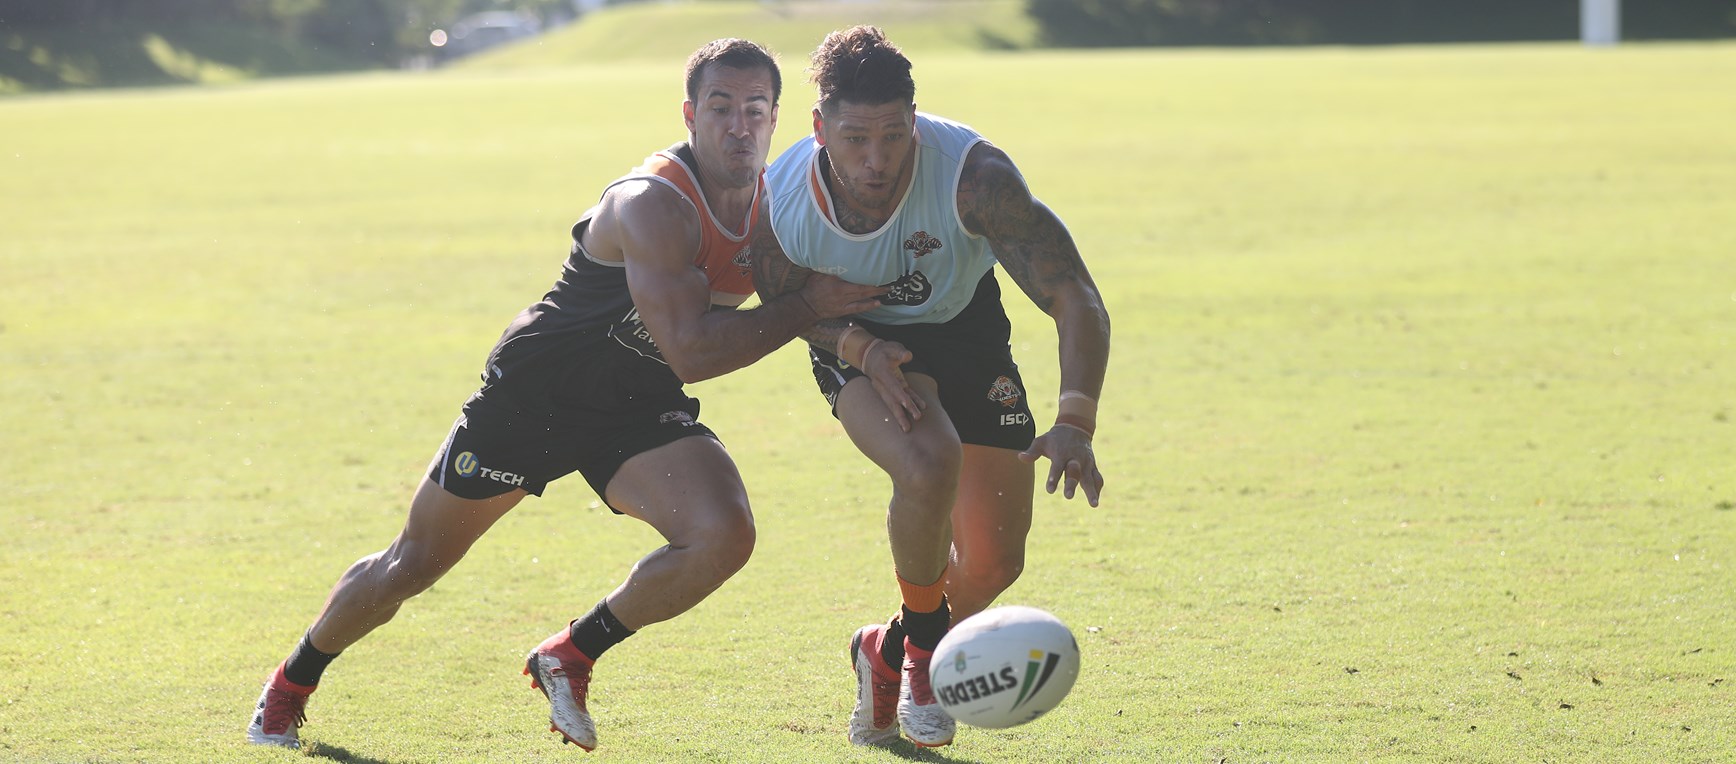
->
xmin=1582 ymin=0 xmax=1620 ymax=45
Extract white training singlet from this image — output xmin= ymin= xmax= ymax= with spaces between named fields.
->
xmin=765 ymin=112 xmax=997 ymax=326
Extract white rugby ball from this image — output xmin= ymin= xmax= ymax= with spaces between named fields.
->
xmin=928 ymin=605 xmax=1080 ymax=729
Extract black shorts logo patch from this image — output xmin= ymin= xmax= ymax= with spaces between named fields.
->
xmin=454 ymin=451 xmax=480 ymax=477
xmin=880 ymin=270 xmax=933 ymax=306
xmin=658 ymin=410 xmax=695 ymax=425
xmin=987 ymin=375 xmax=1023 ymax=408
xmin=610 ymin=307 xmax=668 ymax=364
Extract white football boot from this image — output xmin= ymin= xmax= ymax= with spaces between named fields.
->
xmin=525 ymin=629 xmax=599 ymax=750
xmin=848 ymin=624 xmax=903 ymax=746
xmin=246 ymin=667 xmax=313 ymax=748
xmin=898 ymin=641 xmax=956 ymax=747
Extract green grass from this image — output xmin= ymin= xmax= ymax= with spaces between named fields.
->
xmin=456 ymin=0 xmax=1036 ymax=71
xmin=3 ymin=37 xmax=1735 ymax=763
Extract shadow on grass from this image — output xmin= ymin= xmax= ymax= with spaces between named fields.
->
xmin=303 ymin=738 xmax=978 ymax=763
xmin=870 ymin=742 xmax=984 ymax=764
xmin=301 ymin=741 xmax=394 ymax=764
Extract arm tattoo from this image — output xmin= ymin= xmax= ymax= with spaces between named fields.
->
xmin=749 ymin=203 xmax=853 ymax=348
xmin=957 ymin=144 xmax=1085 ymax=315
xmin=799 ymin=318 xmax=853 ymax=351
xmin=750 ymin=212 xmax=807 ymax=298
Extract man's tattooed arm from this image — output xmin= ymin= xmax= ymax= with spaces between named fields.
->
xmin=957 ymin=143 xmax=1099 ymax=317
xmin=958 ymin=141 xmax=1111 ymax=503
xmin=750 ymin=210 xmax=854 ymax=351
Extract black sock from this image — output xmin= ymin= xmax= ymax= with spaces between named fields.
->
xmin=900 ymin=597 xmax=950 ymax=653
xmin=569 ymin=600 xmax=635 ymax=661
xmin=282 ymin=632 xmax=340 ymax=687
xmin=880 ymin=614 xmax=908 ymax=668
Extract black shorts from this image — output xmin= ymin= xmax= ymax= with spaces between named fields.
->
xmin=428 ymin=335 xmax=718 ymax=507
xmin=809 ymin=271 xmax=1037 ymax=450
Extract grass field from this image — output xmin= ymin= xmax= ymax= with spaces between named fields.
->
xmin=458 ymin=0 xmax=1037 ymax=70
xmin=2 ymin=9 xmax=1734 ymax=763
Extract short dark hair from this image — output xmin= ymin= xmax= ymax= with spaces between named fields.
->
xmin=809 ymin=26 xmax=915 ymax=113
xmin=684 ymin=38 xmax=781 ymax=105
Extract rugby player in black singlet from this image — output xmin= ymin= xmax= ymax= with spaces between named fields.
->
xmin=247 ymin=39 xmax=885 ymax=752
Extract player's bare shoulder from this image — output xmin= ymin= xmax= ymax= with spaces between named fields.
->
xmin=589 ymin=178 xmax=702 ymax=265
xmin=956 ymin=140 xmax=1085 ymax=314
xmin=955 ymin=142 xmax=1037 ymax=237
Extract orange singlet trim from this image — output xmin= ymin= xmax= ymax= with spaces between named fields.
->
xmin=634 ymin=149 xmax=758 ymax=297
xmin=808 ymin=156 xmax=835 ymax=223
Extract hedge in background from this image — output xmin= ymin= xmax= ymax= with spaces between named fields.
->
xmin=1027 ymin=0 xmax=1736 ymax=47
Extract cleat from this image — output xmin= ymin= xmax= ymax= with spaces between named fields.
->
xmin=526 ymin=628 xmax=598 ymax=751
xmin=848 ymin=624 xmax=903 ymax=746
xmin=246 ymin=664 xmax=314 ymax=749
xmin=899 ymin=641 xmax=955 ymax=748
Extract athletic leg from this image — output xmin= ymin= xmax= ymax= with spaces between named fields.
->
xmin=307 ymin=478 xmax=526 ymax=653
xmin=835 ymin=373 xmax=960 ymax=747
xmin=250 ymin=478 xmax=524 ymax=747
xmin=525 ymin=435 xmax=754 ymax=751
xmin=834 ymin=373 xmax=961 ymax=589
xmin=599 ymin=435 xmax=757 ymax=629
xmin=945 ymin=444 xmax=1035 ymax=622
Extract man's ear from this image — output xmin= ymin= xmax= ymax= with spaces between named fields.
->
xmin=683 ymin=101 xmax=696 ymax=133
xmin=812 ymin=107 xmax=825 ymax=146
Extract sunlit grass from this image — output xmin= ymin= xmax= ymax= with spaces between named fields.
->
xmin=2 ymin=38 xmax=1733 ymax=763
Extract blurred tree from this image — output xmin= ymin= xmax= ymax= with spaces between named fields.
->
xmin=0 ymin=0 xmax=581 ymax=64
xmin=1026 ymin=0 xmax=1736 ymax=46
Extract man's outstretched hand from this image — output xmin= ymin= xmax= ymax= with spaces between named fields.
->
xmin=1019 ymin=426 xmax=1104 ymax=507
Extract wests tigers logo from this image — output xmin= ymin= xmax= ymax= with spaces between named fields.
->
xmin=880 ymin=270 xmax=933 ymax=306
xmin=731 ymin=246 xmax=752 ymax=275
xmin=987 ymin=375 xmax=1023 ymax=408
xmin=903 ymin=231 xmax=942 ymax=258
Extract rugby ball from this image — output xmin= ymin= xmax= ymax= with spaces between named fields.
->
xmin=928 ymin=605 xmax=1080 ymax=728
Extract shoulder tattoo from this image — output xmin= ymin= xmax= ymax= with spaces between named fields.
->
xmin=957 ymin=145 xmax=1082 ymax=314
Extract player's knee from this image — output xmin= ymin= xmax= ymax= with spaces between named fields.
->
xmin=377 ymin=543 xmax=458 ymax=599
xmin=888 ymin=439 xmax=962 ymax=504
xmin=978 ymin=555 xmax=1025 ymax=594
xmin=681 ymin=504 xmax=756 ymax=581
xmin=711 ymin=520 xmax=756 ymax=579
xmin=955 ymin=545 xmax=1025 ymax=597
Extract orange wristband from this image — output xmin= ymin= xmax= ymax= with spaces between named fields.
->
xmin=1058 ymin=390 xmax=1098 ymax=420
xmin=836 ymin=325 xmax=865 ymax=359
xmin=857 ymin=338 xmax=884 ymax=368
xmin=1055 ymin=413 xmax=1096 ymax=438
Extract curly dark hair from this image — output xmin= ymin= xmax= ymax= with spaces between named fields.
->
xmin=808 ymin=25 xmax=915 ymax=113
xmin=684 ymin=38 xmax=781 ymax=105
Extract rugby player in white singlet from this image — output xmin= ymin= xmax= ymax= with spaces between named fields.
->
xmin=752 ymin=27 xmax=1111 ymax=749
xmin=247 ymin=39 xmax=885 ymax=753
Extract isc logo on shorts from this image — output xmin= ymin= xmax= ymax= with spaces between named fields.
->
xmin=453 ymin=450 xmax=526 ymax=486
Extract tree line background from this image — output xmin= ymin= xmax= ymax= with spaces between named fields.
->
xmin=1028 ymin=0 xmax=1736 ymax=47
xmin=2 ymin=0 xmax=1734 ymax=91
